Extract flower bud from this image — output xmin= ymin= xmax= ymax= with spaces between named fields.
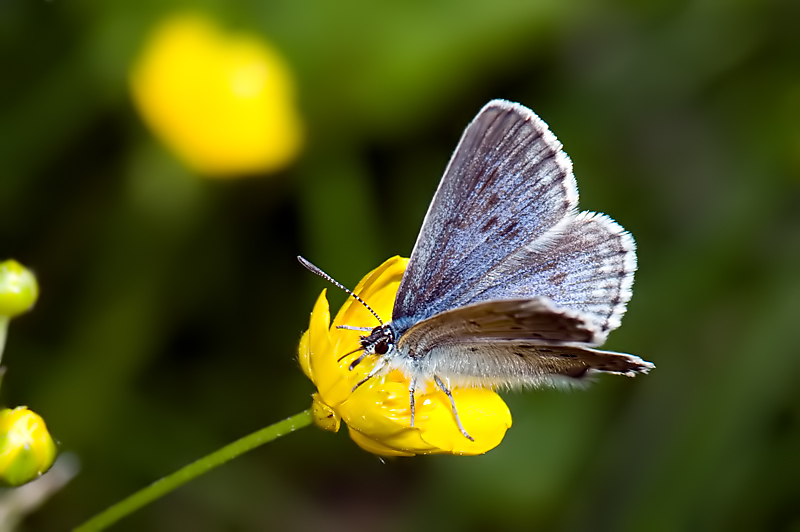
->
xmin=0 ymin=260 xmax=39 ymax=318
xmin=0 ymin=407 xmax=57 ymax=486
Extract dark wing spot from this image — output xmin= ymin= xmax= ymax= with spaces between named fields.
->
xmin=514 ymin=352 xmax=525 ymax=358
xmin=498 ymin=221 xmax=519 ymax=237
xmin=480 ymin=215 xmax=499 ymax=233
xmin=468 ymin=347 xmax=478 ymax=352
xmin=549 ymin=272 xmax=568 ymax=285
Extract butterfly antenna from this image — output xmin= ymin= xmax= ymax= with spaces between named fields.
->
xmin=297 ymin=256 xmax=384 ymax=325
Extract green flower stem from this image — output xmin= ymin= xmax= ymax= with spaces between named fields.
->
xmin=0 ymin=316 xmax=8 ymax=394
xmin=0 ymin=316 xmax=8 ymax=365
xmin=73 ymin=408 xmax=314 ymax=532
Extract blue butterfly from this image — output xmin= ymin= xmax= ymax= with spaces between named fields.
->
xmin=300 ymin=100 xmax=653 ymax=440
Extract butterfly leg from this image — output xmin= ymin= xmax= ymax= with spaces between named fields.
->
xmin=351 ymin=359 xmax=387 ymax=393
xmin=433 ymin=376 xmax=474 ymax=441
xmin=409 ymin=377 xmax=417 ymax=427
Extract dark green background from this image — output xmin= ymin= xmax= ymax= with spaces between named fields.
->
xmin=2 ymin=0 xmax=799 ymax=530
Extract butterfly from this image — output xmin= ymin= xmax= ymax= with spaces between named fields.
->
xmin=300 ymin=99 xmax=654 ymax=441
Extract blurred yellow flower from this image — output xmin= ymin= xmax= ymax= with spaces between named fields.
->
xmin=0 ymin=260 xmax=39 ymax=318
xmin=0 ymin=407 xmax=56 ymax=486
xmin=299 ymin=257 xmax=512 ymax=456
xmin=130 ymin=12 xmax=303 ymax=177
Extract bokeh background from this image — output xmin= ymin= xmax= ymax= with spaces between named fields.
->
xmin=2 ymin=0 xmax=800 ymax=530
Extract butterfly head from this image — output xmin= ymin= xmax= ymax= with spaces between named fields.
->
xmin=360 ymin=324 xmax=396 ymax=357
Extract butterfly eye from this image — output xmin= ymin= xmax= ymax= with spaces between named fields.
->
xmin=374 ymin=339 xmax=390 ymax=355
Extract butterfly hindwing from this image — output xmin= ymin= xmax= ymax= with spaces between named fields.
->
xmin=410 ymin=342 xmax=654 ymax=389
xmin=395 ymin=297 xmax=652 ymax=388
xmin=394 ymin=100 xmax=579 ymax=323
xmin=395 ymin=297 xmax=603 ymax=350
xmin=452 ymin=211 xmax=637 ymax=336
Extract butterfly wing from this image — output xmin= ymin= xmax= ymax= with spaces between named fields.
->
xmin=395 ymin=297 xmax=605 ymax=349
xmin=452 ymin=211 xmax=637 ymax=337
xmin=393 ymin=100 xmax=579 ymax=323
xmin=395 ymin=299 xmax=653 ymax=388
xmin=383 ymin=100 xmax=647 ymax=393
xmin=412 ymin=342 xmax=653 ymax=389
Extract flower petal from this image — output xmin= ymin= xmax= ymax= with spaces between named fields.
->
xmin=416 ymin=388 xmax=512 ymax=455
xmin=331 ymin=256 xmax=407 ymax=330
xmin=347 ymin=428 xmax=416 ymax=457
xmin=298 ymin=290 xmax=330 ymax=382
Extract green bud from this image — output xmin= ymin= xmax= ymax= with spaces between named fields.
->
xmin=0 ymin=260 xmax=39 ymax=318
xmin=0 ymin=406 xmax=57 ymax=486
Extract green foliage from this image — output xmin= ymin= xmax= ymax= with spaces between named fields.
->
xmin=1 ymin=0 xmax=799 ymax=530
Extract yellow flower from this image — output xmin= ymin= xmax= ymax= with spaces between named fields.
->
xmin=130 ymin=12 xmax=303 ymax=177
xmin=0 ymin=407 xmax=57 ymax=486
xmin=299 ymin=257 xmax=512 ymax=456
xmin=0 ymin=260 xmax=39 ymax=318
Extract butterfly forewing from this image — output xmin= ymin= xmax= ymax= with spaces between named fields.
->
xmin=394 ymin=100 xmax=579 ymax=323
